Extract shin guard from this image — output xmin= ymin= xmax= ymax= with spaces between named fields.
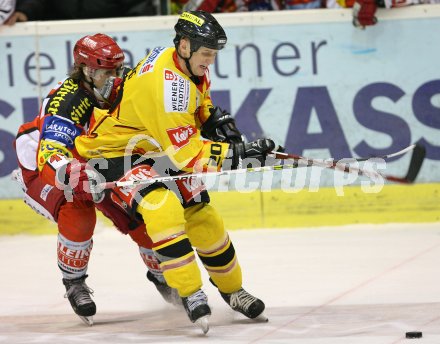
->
xmin=57 ymin=233 xmax=93 ymax=279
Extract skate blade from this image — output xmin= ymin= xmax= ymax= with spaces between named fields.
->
xmin=79 ymin=315 xmax=94 ymax=326
xmin=253 ymin=313 xmax=269 ymax=323
xmin=195 ymin=315 xmax=210 ymax=334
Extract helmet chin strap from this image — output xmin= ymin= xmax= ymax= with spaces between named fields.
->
xmin=176 ymin=46 xmax=200 ymax=85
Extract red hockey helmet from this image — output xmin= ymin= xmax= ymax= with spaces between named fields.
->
xmin=73 ymin=33 xmax=124 ymax=70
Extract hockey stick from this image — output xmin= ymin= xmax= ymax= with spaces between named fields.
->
xmin=99 ymin=144 xmax=425 ymax=190
xmin=272 ymin=143 xmax=426 ymax=184
xmin=273 ymin=143 xmax=418 ymax=163
xmin=100 ymin=163 xmax=302 ymax=190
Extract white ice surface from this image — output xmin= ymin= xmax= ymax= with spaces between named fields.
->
xmin=1 ymin=222 xmax=440 ymax=343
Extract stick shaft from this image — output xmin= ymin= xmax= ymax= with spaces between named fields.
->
xmin=272 ymin=144 xmax=416 ymax=162
xmin=100 ymin=143 xmax=425 ymax=189
xmin=102 ymin=163 xmax=300 ymax=189
xmin=273 ymin=143 xmax=425 ymax=184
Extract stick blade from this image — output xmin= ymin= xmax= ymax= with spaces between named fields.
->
xmin=403 ymin=143 xmax=426 ymax=183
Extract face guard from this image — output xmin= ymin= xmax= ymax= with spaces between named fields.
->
xmin=84 ymin=65 xmax=124 ymax=82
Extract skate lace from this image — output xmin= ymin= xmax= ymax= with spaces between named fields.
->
xmin=186 ymin=289 xmax=208 ymax=312
xmin=230 ymin=289 xmax=256 ymax=312
xmin=64 ymin=281 xmax=94 ymax=306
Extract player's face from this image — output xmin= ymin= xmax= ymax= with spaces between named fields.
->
xmin=189 ymin=47 xmax=218 ymax=76
xmin=90 ymin=64 xmax=124 ymax=89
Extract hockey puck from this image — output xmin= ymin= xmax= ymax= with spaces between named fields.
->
xmin=405 ymin=331 xmax=422 ymax=339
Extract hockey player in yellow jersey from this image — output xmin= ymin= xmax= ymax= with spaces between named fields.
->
xmin=75 ymin=11 xmax=277 ymax=332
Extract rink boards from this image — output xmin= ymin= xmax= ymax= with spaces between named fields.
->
xmin=1 ymin=183 xmax=439 ymax=235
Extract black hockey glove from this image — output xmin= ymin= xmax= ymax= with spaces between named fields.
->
xmin=228 ymin=138 xmax=276 ymax=169
xmin=201 ymin=106 xmax=243 ymax=143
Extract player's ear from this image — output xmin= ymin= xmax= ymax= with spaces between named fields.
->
xmin=180 ymin=38 xmax=190 ymax=57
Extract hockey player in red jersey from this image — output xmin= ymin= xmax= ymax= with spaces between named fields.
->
xmin=74 ymin=11 xmax=277 ymax=333
xmin=13 ymin=33 xmax=180 ymax=326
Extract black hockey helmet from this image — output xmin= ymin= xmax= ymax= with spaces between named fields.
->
xmin=173 ymin=11 xmax=227 ymax=52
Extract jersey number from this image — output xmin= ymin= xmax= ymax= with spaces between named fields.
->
xmin=208 ymin=143 xmax=223 ymax=168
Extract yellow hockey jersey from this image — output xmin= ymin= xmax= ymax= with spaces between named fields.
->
xmin=75 ymin=47 xmax=230 ymax=173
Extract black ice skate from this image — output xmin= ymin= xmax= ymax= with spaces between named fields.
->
xmin=181 ymin=289 xmax=211 ymax=334
xmin=147 ymin=271 xmax=182 ymax=306
xmin=220 ymin=288 xmax=267 ymax=322
xmin=62 ymin=275 xmax=96 ymax=326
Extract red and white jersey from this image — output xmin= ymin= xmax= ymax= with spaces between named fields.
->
xmin=15 ymin=117 xmax=41 ymax=172
xmin=14 ymin=77 xmax=99 ymax=185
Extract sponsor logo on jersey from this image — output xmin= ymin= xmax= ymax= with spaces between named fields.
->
xmin=46 ymin=153 xmax=70 ymax=171
xmin=176 ymin=176 xmax=204 ymax=203
xmin=138 ymin=47 xmax=165 ymax=76
xmin=40 ymin=184 xmax=54 ymax=201
xmin=167 ymin=125 xmax=197 ymax=149
xmin=110 ymin=165 xmax=158 ymax=210
xmin=69 ymin=97 xmax=92 ymax=124
xmin=180 ymin=176 xmax=203 ymax=193
xmin=164 ymin=69 xmax=190 ymax=113
xmin=46 ymin=78 xmax=79 ymax=116
xmin=120 ymin=166 xmax=156 ymax=195
xmin=41 ymin=115 xmax=81 ymax=149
